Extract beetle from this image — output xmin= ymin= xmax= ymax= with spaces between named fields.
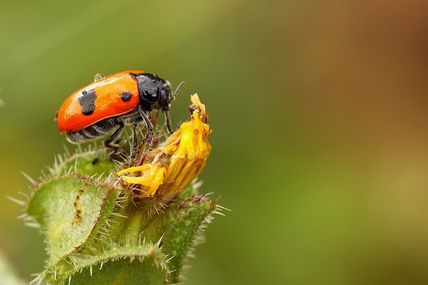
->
xmin=56 ymin=70 xmax=183 ymax=154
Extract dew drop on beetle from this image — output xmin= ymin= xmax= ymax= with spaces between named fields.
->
xmin=93 ymin=73 xmax=105 ymax=82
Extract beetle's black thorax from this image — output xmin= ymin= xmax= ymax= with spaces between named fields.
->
xmin=135 ymin=73 xmax=172 ymax=112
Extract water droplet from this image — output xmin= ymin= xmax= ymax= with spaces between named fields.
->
xmin=93 ymin=73 xmax=105 ymax=82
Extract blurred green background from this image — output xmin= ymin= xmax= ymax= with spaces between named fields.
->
xmin=1 ymin=0 xmax=427 ymax=284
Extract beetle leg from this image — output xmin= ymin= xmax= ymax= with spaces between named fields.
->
xmin=104 ymin=119 xmax=124 ymax=150
xmin=130 ymin=123 xmax=139 ymax=159
xmin=138 ymin=106 xmax=154 ymax=147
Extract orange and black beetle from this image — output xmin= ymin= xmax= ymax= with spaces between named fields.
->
xmin=56 ymin=70 xmax=183 ymax=152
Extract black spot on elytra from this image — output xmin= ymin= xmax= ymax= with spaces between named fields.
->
xmin=121 ymin=92 xmax=132 ymax=102
xmin=78 ymin=89 xmax=96 ymax=116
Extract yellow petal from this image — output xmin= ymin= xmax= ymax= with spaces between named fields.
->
xmin=118 ymin=94 xmax=211 ymax=201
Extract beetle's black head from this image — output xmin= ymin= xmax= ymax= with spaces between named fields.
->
xmin=136 ymin=73 xmax=172 ymax=111
xmin=135 ymin=73 xmax=184 ymax=134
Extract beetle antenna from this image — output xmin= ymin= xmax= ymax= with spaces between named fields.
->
xmin=173 ymin=81 xmax=185 ymax=98
xmin=165 ymin=110 xmax=173 ymax=134
xmin=163 ymin=81 xmax=184 ymax=134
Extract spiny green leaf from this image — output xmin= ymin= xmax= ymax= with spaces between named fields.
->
xmin=136 ymin=196 xmax=216 ymax=283
xmin=68 ymin=257 xmax=165 ymax=285
xmin=27 ymin=175 xmax=119 ymax=265
xmin=42 ymin=244 xmax=168 ymax=285
xmin=161 ymin=198 xmax=215 ymax=283
xmin=58 ymin=150 xmax=116 ymax=177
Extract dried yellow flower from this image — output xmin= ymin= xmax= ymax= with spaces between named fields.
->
xmin=117 ymin=94 xmax=212 ymax=201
